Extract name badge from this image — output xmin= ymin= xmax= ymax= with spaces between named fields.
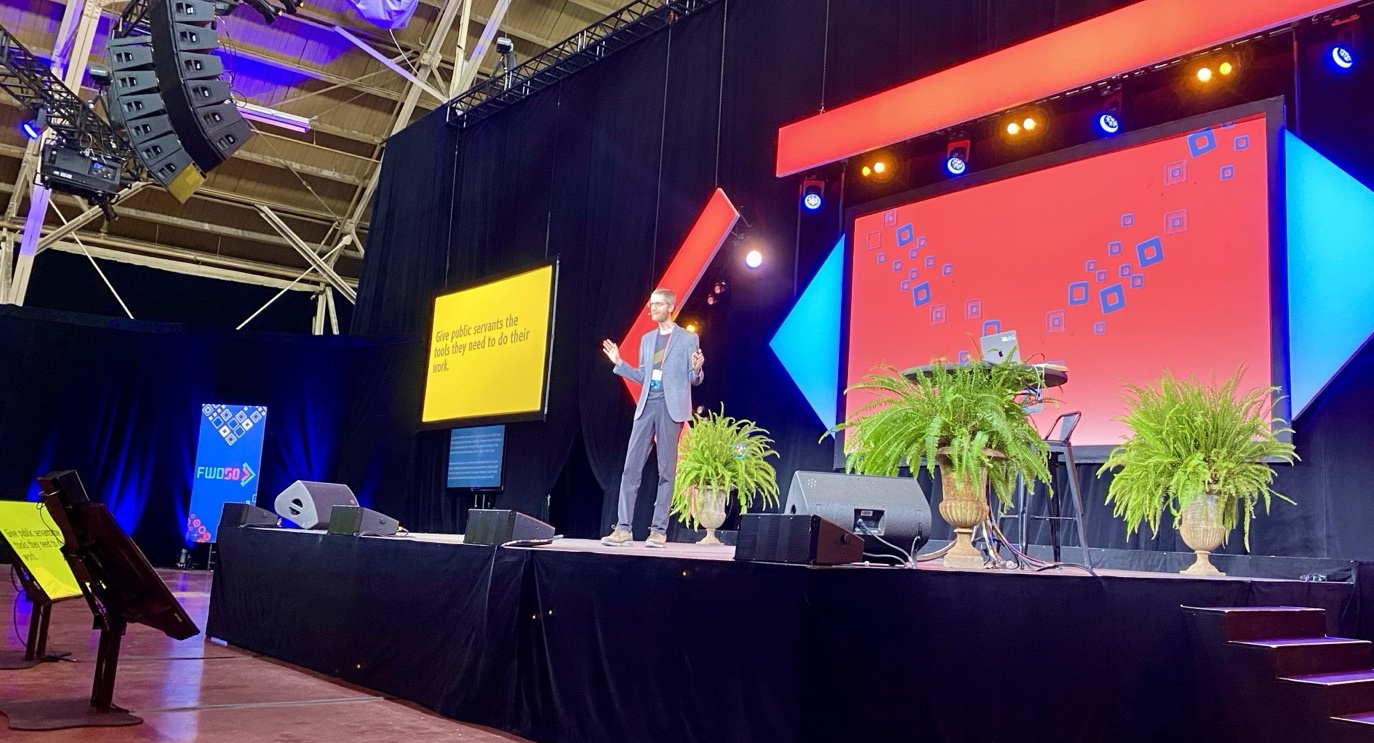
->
xmin=651 ymin=369 xmax=663 ymax=382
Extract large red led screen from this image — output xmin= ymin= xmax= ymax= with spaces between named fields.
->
xmin=846 ymin=112 xmax=1277 ymax=448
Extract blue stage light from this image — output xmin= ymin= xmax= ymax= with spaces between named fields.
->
xmin=1098 ymin=113 xmax=1121 ymax=135
xmin=1331 ymin=45 xmax=1355 ymax=70
xmin=802 ymin=192 xmax=822 ymax=211
xmin=945 ymin=156 xmax=967 ymax=176
xmin=21 ymin=120 xmax=41 ymax=139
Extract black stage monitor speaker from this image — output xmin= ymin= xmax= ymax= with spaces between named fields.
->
xmin=273 ymin=481 xmax=357 ymax=529
xmin=465 ymin=509 xmax=554 ymax=546
xmin=734 ymin=513 xmax=864 ymax=565
xmin=783 ymin=471 xmax=932 ymax=555
xmin=220 ymin=502 xmax=280 ymax=529
xmin=327 ymin=505 xmax=400 ymax=537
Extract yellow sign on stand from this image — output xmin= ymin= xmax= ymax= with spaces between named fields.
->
xmin=0 ymin=500 xmax=82 ymax=601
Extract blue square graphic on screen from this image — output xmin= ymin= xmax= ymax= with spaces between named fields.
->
xmin=449 ymin=425 xmax=506 ymax=489
xmin=187 ymin=404 xmax=268 ymax=544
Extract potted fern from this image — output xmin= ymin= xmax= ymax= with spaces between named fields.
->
xmin=1097 ymin=369 xmax=1297 ymax=576
xmin=671 ymin=408 xmax=781 ymax=545
xmin=838 ymin=360 xmax=1052 ymax=568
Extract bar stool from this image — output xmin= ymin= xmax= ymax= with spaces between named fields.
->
xmin=1017 ymin=411 xmax=1092 ymax=567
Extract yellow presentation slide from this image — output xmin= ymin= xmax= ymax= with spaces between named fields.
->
xmin=422 ymin=263 xmax=556 ymax=424
xmin=0 ymin=501 xmax=82 ymax=601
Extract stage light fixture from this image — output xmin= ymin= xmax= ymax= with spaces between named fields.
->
xmin=712 ymin=281 xmax=727 ymax=295
xmin=1097 ymin=89 xmax=1123 ymax=135
xmin=1332 ymin=45 xmax=1355 ymax=69
xmin=1197 ymin=66 xmax=1214 ymax=82
xmin=705 ymin=294 xmax=717 ymax=306
xmin=859 ymin=154 xmax=895 ymax=182
xmin=1006 ymin=121 xmax=1020 ymax=136
xmin=685 ymin=322 xmax=699 ymax=333
xmin=944 ymin=137 xmax=970 ymax=176
xmin=800 ymin=177 xmax=824 ymax=211
xmin=745 ymin=249 xmax=763 ymax=269
xmin=1022 ymin=116 xmax=1038 ymax=131
xmin=1219 ymin=61 xmax=1235 ymax=76
xmin=21 ymin=105 xmax=46 ymax=140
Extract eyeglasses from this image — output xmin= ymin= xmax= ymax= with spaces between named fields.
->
xmin=647 ymin=301 xmax=669 ymax=308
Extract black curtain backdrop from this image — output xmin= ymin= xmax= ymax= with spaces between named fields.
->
xmin=0 ymin=305 xmax=416 ymax=566
xmin=6 ymin=0 xmax=1374 ymax=565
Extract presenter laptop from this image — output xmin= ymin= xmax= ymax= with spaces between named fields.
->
xmin=980 ymin=330 xmax=1021 ymax=364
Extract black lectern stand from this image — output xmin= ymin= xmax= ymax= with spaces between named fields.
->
xmin=0 ymin=471 xmax=200 ymax=730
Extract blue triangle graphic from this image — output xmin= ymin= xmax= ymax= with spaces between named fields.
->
xmin=770 ymin=238 xmax=843 ymax=430
xmin=1286 ymin=131 xmax=1374 ymax=417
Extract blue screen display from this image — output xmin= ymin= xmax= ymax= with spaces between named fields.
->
xmin=448 ymin=425 xmax=505 ymax=489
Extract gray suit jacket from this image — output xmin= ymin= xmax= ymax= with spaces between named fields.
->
xmin=613 ymin=325 xmax=704 ymax=423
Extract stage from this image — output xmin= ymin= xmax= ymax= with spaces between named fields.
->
xmin=206 ymin=525 xmax=1366 ymax=743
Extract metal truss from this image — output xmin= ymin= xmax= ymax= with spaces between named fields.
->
xmin=446 ymin=0 xmax=722 ymax=127
xmin=0 ymin=23 xmax=135 ymax=172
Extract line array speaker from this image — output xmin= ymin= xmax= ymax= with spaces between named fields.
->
xmin=149 ymin=0 xmax=253 ymax=175
xmin=106 ymin=34 xmax=202 ymax=201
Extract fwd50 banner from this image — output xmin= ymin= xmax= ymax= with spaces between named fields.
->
xmin=186 ymin=404 xmax=268 ymax=544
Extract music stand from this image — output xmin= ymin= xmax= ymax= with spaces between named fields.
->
xmin=0 ymin=531 xmax=74 ymax=670
xmin=0 ymin=471 xmax=200 ymax=731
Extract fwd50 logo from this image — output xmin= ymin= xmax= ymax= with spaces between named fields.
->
xmin=195 ymin=463 xmax=257 ymax=487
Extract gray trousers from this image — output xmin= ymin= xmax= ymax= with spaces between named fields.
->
xmin=616 ymin=396 xmax=681 ymax=535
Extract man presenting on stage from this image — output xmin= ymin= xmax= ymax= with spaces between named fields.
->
xmin=600 ymin=288 xmax=705 ymax=548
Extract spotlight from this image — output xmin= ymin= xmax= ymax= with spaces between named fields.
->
xmin=744 ymin=249 xmax=763 ymax=269
xmin=495 ymin=36 xmax=517 ymax=73
xmin=859 ymin=154 xmax=895 ymax=182
xmin=1004 ymin=111 xmax=1043 ymax=140
xmin=1332 ymin=45 xmax=1355 ymax=69
xmin=1097 ymin=89 xmax=1122 ymax=135
xmin=21 ymin=105 xmax=46 ymax=140
xmin=712 ymin=280 xmax=727 ymax=295
xmin=800 ymin=177 xmax=824 ymax=211
xmin=1218 ymin=61 xmax=1234 ymax=76
xmin=705 ymin=295 xmax=716 ymax=306
xmin=684 ymin=322 xmax=699 ymax=334
xmin=1196 ymin=66 xmax=1213 ymax=82
xmin=944 ymin=138 xmax=970 ymax=177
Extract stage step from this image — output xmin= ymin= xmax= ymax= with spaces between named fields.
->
xmin=1233 ymin=637 xmax=1373 ymax=677
xmin=1184 ymin=605 xmax=1374 ymax=742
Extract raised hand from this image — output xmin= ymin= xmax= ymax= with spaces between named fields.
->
xmin=602 ymin=339 xmax=622 ymax=365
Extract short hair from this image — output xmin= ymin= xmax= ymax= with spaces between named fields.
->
xmin=651 ymin=288 xmax=676 ymax=307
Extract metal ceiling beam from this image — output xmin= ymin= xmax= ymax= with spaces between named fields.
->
xmin=222 ymin=40 xmax=412 ymax=105
xmin=564 ymin=0 xmax=622 ymax=16
xmin=470 ymin=11 xmax=558 ymax=51
xmin=256 ymin=205 xmax=357 ymax=302
xmin=342 ymin=0 xmax=471 ymax=239
xmin=232 ymin=148 xmax=368 ymax=187
xmin=42 ymin=233 xmax=345 ymax=291
xmin=33 ymin=182 xmax=150 ymax=251
xmin=334 ymin=26 xmax=447 ymax=103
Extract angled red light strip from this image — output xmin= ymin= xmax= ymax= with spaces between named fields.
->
xmin=775 ymin=0 xmax=1346 ymax=176
xmin=619 ymin=188 xmax=739 ymax=400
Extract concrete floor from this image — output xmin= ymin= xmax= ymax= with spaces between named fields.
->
xmin=0 ymin=568 xmax=529 ymax=742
